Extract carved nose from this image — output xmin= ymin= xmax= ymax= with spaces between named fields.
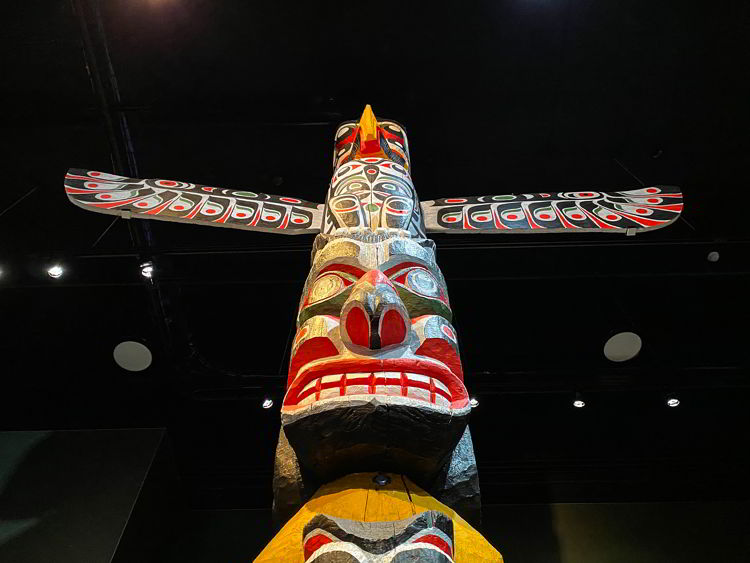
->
xmin=341 ymin=270 xmax=408 ymax=350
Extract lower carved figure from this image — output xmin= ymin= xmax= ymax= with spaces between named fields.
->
xmin=256 ymin=473 xmax=502 ymax=562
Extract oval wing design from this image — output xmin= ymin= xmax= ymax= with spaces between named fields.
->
xmin=421 ymin=186 xmax=683 ymax=234
xmin=64 ymin=169 xmax=323 ymax=234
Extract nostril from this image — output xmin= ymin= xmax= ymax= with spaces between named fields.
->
xmin=345 ymin=306 xmax=370 ymax=347
xmin=380 ymin=308 xmax=407 ymax=347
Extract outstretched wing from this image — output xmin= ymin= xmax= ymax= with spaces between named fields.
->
xmin=421 ymin=186 xmax=683 ymax=234
xmin=64 ymin=169 xmax=324 ymax=234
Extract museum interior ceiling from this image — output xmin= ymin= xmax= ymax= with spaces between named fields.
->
xmin=1 ymin=0 xmax=748 ymax=513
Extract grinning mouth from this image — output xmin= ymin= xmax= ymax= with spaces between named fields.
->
xmin=283 ymin=358 xmax=468 ymax=411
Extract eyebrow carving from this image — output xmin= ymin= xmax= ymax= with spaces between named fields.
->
xmin=317 ymin=263 xmax=368 ymax=278
xmin=382 ymin=261 xmax=431 ymax=277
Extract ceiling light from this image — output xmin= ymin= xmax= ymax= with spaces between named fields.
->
xmin=140 ymin=261 xmax=154 ymax=278
xmin=603 ymin=331 xmax=642 ymax=362
xmin=262 ymin=398 xmax=274 ymax=409
xmin=573 ymin=392 xmax=585 ymax=408
xmin=666 ymin=394 xmax=680 ymax=408
xmin=707 ymin=251 xmax=720 ymax=263
xmin=469 ymin=397 xmax=479 ymax=408
xmin=47 ymin=265 xmax=64 ymax=279
xmin=113 ymin=341 xmax=153 ymax=372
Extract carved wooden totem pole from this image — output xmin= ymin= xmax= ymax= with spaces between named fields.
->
xmin=65 ymin=105 xmax=683 ymax=561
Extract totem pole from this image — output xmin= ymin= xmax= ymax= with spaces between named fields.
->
xmin=65 ymin=105 xmax=683 ymax=561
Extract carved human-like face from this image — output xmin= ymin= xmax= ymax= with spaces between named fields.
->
xmin=280 ymin=232 xmax=470 ymax=481
xmin=303 ymin=511 xmax=455 ymax=562
xmin=325 ymin=157 xmax=424 ymax=236
xmin=284 ymin=234 xmax=467 ymax=416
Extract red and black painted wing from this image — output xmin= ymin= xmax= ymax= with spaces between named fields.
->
xmin=64 ymin=169 xmax=324 ymax=234
xmin=421 ymin=186 xmax=683 ymax=234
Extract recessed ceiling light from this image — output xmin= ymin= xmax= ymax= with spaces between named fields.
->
xmin=113 ymin=341 xmax=153 ymax=372
xmin=707 ymin=251 xmax=720 ymax=263
xmin=262 ymin=398 xmax=274 ymax=409
xmin=603 ymin=331 xmax=642 ymax=362
xmin=469 ymin=397 xmax=479 ymax=408
xmin=140 ymin=261 xmax=154 ymax=278
xmin=666 ymin=394 xmax=680 ymax=408
xmin=47 ymin=265 xmax=64 ymax=279
xmin=573 ymin=392 xmax=585 ymax=408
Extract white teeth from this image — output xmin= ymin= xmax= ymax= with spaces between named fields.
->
xmin=321 ymin=374 xmax=342 ymax=384
xmin=432 ymin=379 xmax=449 ymax=394
xmin=346 ymin=384 xmax=369 ymax=396
xmin=383 ymin=385 xmax=402 ymax=396
xmin=407 ymin=374 xmax=430 ymax=384
xmin=407 ymin=387 xmax=431 ymax=402
xmin=318 ymin=387 xmax=340 ymax=400
xmin=295 ymin=371 xmax=454 ymax=406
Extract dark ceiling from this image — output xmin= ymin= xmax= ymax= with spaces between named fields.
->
xmin=1 ymin=0 xmax=749 ymax=511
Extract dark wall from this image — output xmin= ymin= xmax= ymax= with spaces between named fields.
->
xmin=482 ymin=501 xmax=750 ymax=563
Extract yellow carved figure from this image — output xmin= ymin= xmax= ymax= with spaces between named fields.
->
xmin=255 ymin=472 xmax=503 ymax=562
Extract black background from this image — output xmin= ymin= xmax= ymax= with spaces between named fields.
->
xmin=1 ymin=0 xmax=749 ymax=517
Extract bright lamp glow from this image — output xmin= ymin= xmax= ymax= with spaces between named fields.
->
xmin=667 ymin=396 xmax=680 ymax=408
xmin=469 ymin=397 xmax=479 ymax=408
xmin=573 ymin=392 xmax=585 ymax=408
xmin=262 ymin=398 xmax=274 ymax=409
xmin=140 ymin=261 xmax=154 ymax=278
xmin=47 ymin=265 xmax=64 ymax=279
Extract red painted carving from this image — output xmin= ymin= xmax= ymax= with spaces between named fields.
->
xmin=345 ymin=306 xmax=370 ymax=347
xmin=380 ymin=309 xmax=407 ymax=347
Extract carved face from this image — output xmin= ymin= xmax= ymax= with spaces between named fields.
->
xmin=285 ymin=234 xmax=466 ymax=415
xmin=280 ymin=233 xmax=469 ymax=482
xmin=303 ymin=511 xmax=454 ymax=562
xmin=324 ymin=113 xmax=424 ymax=237
xmin=325 ymin=158 xmax=424 ymax=236
xmin=257 ymin=472 xmax=504 ymax=563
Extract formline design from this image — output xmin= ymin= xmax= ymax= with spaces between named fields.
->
xmin=65 ymin=104 xmax=683 ymax=562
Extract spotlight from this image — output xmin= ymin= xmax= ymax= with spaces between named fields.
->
xmin=573 ymin=392 xmax=585 ymax=408
xmin=469 ymin=397 xmax=479 ymax=408
xmin=140 ymin=261 xmax=154 ymax=278
xmin=47 ymin=265 xmax=64 ymax=279
xmin=113 ymin=340 xmax=153 ymax=372
xmin=666 ymin=394 xmax=680 ymax=408
xmin=262 ymin=398 xmax=274 ymax=409
xmin=604 ymin=331 xmax=642 ymax=362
